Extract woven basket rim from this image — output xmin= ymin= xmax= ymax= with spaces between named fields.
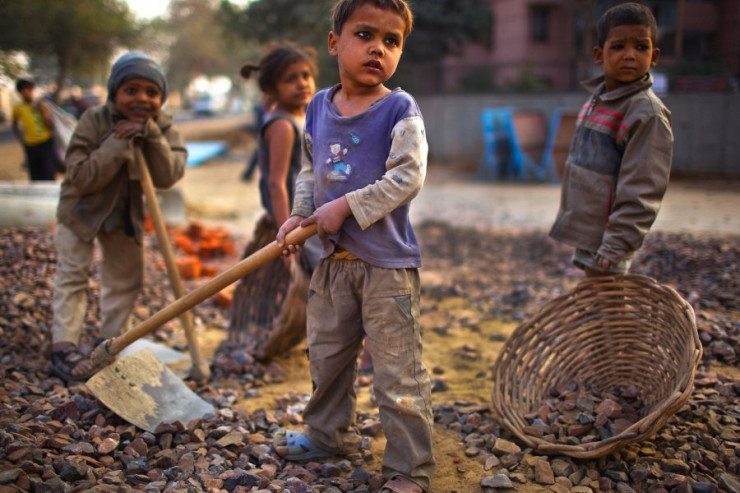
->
xmin=491 ymin=274 xmax=701 ymax=458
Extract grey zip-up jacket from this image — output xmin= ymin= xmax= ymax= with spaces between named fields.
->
xmin=549 ymin=73 xmax=673 ymax=264
xmin=57 ymin=101 xmax=187 ymax=243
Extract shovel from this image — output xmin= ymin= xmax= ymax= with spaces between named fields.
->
xmin=86 ymin=221 xmax=317 ymax=431
xmin=134 ymin=147 xmax=210 ymax=383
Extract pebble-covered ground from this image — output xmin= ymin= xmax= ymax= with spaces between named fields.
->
xmin=0 ymin=224 xmax=738 ymax=493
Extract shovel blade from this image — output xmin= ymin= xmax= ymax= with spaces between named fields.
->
xmin=86 ymin=349 xmax=214 ymax=433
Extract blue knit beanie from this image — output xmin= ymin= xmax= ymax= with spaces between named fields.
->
xmin=107 ymin=51 xmax=168 ymax=102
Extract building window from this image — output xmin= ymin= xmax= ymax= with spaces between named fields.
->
xmin=530 ymin=6 xmax=551 ymax=43
xmin=682 ymin=31 xmax=717 ymax=60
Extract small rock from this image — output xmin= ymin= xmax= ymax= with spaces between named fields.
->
xmin=216 ymin=430 xmax=245 ymax=448
xmin=481 ymin=473 xmax=514 ymax=489
xmin=616 ymin=481 xmax=637 ymax=493
xmin=97 ymin=437 xmax=119 ymax=455
xmin=534 ymin=460 xmax=555 ymax=484
xmin=551 ymin=458 xmax=574 ymax=477
xmin=61 ymin=441 xmax=96 ymax=456
xmin=661 ymin=458 xmax=691 ymax=475
xmin=0 ymin=469 xmax=21 ymax=484
xmin=484 ymin=454 xmax=500 ymax=470
xmin=492 ymin=438 xmax=521 ymax=455
xmin=431 ymin=379 xmax=449 ymax=392
xmin=690 ymin=481 xmax=718 ymax=493
xmin=719 ymin=473 xmax=740 ymax=493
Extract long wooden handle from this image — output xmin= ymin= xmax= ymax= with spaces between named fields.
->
xmin=135 ymin=147 xmax=209 ymax=381
xmin=90 ymin=221 xmax=318 ymax=366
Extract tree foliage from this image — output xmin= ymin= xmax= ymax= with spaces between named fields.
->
xmin=162 ymin=0 xmax=261 ymax=98
xmin=218 ymin=0 xmax=333 ymax=49
xmin=405 ymin=0 xmax=493 ymax=61
xmin=166 ymin=0 xmax=230 ymax=93
xmin=0 ymin=0 xmax=139 ymax=99
xmin=218 ymin=0 xmax=493 ymax=92
xmin=220 ymin=0 xmax=491 ymax=60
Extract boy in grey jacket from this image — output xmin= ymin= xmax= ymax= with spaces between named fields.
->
xmin=50 ymin=52 xmax=187 ymax=383
xmin=550 ymin=2 xmax=673 ymax=276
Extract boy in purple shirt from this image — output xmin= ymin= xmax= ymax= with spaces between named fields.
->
xmin=275 ymin=1 xmax=433 ymax=491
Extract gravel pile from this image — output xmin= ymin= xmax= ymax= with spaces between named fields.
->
xmin=0 ymin=225 xmax=737 ymax=492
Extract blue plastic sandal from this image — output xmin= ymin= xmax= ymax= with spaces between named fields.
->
xmin=274 ymin=430 xmax=334 ymax=461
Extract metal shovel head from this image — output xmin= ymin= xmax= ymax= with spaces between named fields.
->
xmin=119 ymin=339 xmax=192 ymax=379
xmin=86 ymin=349 xmax=214 ymax=433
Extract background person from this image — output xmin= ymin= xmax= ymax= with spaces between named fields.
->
xmin=11 ymin=78 xmax=57 ymax=181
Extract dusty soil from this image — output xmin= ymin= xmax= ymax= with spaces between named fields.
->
xmin=126 ymin=132 xmax=740 ymax=491
xmin=0 ymin=119 xmax=738 ymax=492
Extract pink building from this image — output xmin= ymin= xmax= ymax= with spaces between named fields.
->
xmin=438 ymin=0 xmax=739 ymax=93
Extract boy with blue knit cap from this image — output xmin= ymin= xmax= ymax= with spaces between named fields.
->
xmin=50 ymin=52 xmax=187 ymax=383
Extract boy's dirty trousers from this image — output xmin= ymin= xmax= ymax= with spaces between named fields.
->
xmin=52 ymin=223 xmax=143 ymax=344
xmin=302 ymin=257 xmax=435 ymax=491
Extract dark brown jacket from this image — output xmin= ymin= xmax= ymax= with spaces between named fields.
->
xmin=57 ymin=101 xmax=186 ymax=243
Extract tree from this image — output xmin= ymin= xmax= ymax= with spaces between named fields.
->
xmin=217 ymin=0 xmax=336 ymax=86
xmin=0 ymin=0 xmax=138 ymax=100
xmin=396 ymin=0 xmax=494 ymax=93
xmin=218 ymin=0 xmax=332 ymax=49
xmin=218 ymin=0 xmax=493 ymax=93
xmin=405 ymin=0 xmax=493 ymax=61
xmin=163 ymin=0 xmax=260 ymax=100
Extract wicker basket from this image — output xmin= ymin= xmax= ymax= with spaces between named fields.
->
xmin=227 ymin=214 xmax=310 ymax=361
xmin=491 ymin=274 xmax=702 ymax=459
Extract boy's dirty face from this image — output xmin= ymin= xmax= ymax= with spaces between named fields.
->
xmin=594 ymin=24 xmax=659 ymax=92
xmin=328 ymin=4 xmax=406 ymax=90
xmin=114 ymin=78 xmax=162 ymax=122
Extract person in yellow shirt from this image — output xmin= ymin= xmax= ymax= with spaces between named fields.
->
xmin=11 ymin=79 xmax=57 ymax=181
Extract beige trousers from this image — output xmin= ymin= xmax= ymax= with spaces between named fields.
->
xmin=302 ymin=258 xmax=435 ymax=491
xmin=52 ymin=223 xmax=143 ymax=344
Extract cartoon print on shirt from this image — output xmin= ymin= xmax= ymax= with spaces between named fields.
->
xmin=326 ymin=141 xmax=351 ymax=182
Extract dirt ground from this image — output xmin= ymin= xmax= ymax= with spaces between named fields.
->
xmin=173 ymin=134 xmax=739 ymax=492
xmin=1 ymin=118 xmax=738 ymax=492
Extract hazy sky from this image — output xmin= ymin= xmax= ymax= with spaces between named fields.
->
xmin=125 ymin=0 xmax=249 ymax=19
xmin=125 ymin=0 xmax=170 ymax=19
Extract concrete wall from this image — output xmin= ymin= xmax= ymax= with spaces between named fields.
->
xmin=417 ymin=92 xmax=740 ymax=177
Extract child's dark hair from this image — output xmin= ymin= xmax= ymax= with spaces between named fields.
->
xmin=596 ymin=2 xmax=657 ymax=47
xmin=331 ymin=0 xmax=414 ymax=41
xmin=240 ymin=43 xmax=318 ymax=94
xmin=15 ymin=79 xmax=34 ymax=93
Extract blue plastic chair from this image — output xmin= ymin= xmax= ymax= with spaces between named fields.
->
xmin=478 ymin=108 xmax=522 ymax=181
xmin=479 ymin=107 xmax=576 ymax=183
